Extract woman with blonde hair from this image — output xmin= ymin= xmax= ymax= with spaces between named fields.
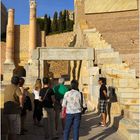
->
xmin=33 ymin=78 xmax=42 ymax=125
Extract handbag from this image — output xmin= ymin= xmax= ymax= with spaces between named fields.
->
xmin=40 ymin=88 xmax=50 ymax=106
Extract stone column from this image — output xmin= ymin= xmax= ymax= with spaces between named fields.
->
xmin=28 ymin=0 xmax=37 ymax=63
xmin=41 ymin=31 xmax=46 ymax=47
xmin=4 ymin=9 xmax=15 ymax=64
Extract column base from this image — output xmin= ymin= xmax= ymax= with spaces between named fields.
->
xmin=4 ymin=59 xmax=14 ymax=65
xmin=3 ymin=64 xmax=15 ymax=85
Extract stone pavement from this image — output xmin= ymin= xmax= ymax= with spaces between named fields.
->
xmin=17 ymin=111 xmax=126 ymax=140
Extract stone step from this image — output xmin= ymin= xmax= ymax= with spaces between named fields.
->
xmin=127 ymin=129 xmax=140 ymax=140
xmin=83 ymin=28 xmax=96 ymax=33
xmin=118 ymin=92 xmax=139 ymax=99
xmin=95 ymin=48 xmax=114 ymax=53
xmin=85 ymin=32 xmax=101 ymax=40
xmin=112 ymin=78 xmax=139 ymax=88
xmin=97 ymin=52 xmax=122 ymax=64
xmin=116 ymin=87 xmax=139 ymax=93
xmin=133 ymin=119 xmax=140 ymax=124
xmin=118 ymin=118 xmax=139 ymax=140
xmin=119 ymin=98 xmax=139 ymax=105
xmin=88 ymin=39 xmax=107 ymax=46
xmin=124 ymin=109 xmax=139 ymax=120
xmin=97 ymin=51 xmax=119 ymax=59
xmin=123 ymin=104 xmax=140 ymax=112
xmin=102 ymin=63 xmax=130 ymax=71
xmin=94 ymin=45 xmax=112 ymax=50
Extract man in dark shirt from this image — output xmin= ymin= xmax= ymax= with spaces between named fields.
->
xmin=39 ymin=77 xmax=57 ymax=140
xmin=98 ymin=77 xmax=108 ymax=127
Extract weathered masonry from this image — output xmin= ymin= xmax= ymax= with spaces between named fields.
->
xmin=1 ymin=0 xmax=139 ymax=139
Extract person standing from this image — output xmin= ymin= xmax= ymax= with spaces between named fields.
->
xmin=4 ymin=76 xmax=23 ymax=140
xmin=62 ymin=80 xmax=84 ymax=140
xmin=53 ymin=78 xmax=68 ymax=134
xmin=98 ymin=77 xmax=108 ymax=127
xmin=18 ymin=77 xmax=27 ymax=134
xmin=33 ymin=78 xmax=42 ymax=126
xmin=39 ymin=77 xmax=58 ymax=140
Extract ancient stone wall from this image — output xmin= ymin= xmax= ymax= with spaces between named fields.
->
xmin=85 ymin=10 xmax=139 ymax=76
xmin=46 ymin=32 xmax=74 ymax=78
xmin=84 ymin=0 xmax=138 ymax=13
xmin=46 ymin=32 xmax=74 ymax=47
xmin=14 ymin=25 xmax=29 ymax=66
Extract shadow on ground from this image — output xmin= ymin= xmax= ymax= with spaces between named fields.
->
xmin=79 ymin=111 xmax=124 ymax=140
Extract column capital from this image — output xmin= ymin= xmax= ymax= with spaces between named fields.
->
xmin=30 ymin=0 xmax=36 ymax=8
xmin=8 ymin=9 xmax=15 ymax=13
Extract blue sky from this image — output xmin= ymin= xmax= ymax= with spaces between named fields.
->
xmin=2 ymin=0 xmax=74 ymax=24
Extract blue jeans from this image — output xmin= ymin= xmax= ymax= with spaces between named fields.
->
xmin=64 ymin=113 xmax=81 ymax=140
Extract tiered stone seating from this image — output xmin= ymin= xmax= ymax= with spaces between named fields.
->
xmin=83 ymin=28 xmax=139 ymax=140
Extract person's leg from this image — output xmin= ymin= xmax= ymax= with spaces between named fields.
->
xmin=47 ymin=108 xmax=56 ymax=139
xmin=21 ymin=115 xmax=26 ymax=131
xmin=102 ymin=101 xmax=107 ymax=126
xmin=36 ymin=100 xmax=42 ymax=123
xmin=102 ymin=113 xmax=106 ymax=126
xmin=64 ymin=114 xmax=73 ymax=140
xmin=33 ymin=100 xmax=37 ymax=124
xmin=73 ymin=113 xmax=81 ymax=140
xmin=61 ymin=117 xmax=65 ymax=131
xmin=8 ymin=114 xmax=21 ymax=140
xmin=57 ymin=109 xmax=62 ymax=135
xmin=55 ymin=108 xmax=59 ymax=131
xmin=42 ymin=108 xmax=49 ymax=139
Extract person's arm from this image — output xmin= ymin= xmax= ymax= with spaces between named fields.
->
xmin=62 ymin=93 xmax=67 ymax=108
xmin=19 ymin=95 xmax=24 ymax=108
xmin=103 ymin=90 xmax=107 ymax=97
xmin=82 ymin=94 xmax=87 ymax=108
xmin=61 ymin=94 xmax=67 ymax=118
xmin=16 ymin=88 xmax=24 ymax=108
xmin=39 ymin=89 xmax=43 ymax=101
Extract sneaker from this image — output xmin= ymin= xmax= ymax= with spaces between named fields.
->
xmin=101 ymin=124 xmax=106 ymax=127
xmin=98 ymin=122 xmax=103 ymax=125
xmin=51 ymin=136 xmax=59 ymax=140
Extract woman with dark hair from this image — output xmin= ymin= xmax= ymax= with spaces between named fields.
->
xmin=33 ymin=78 xmax=42 ymax=125
xmin=62 ymin=80 xmax=86 ymax=140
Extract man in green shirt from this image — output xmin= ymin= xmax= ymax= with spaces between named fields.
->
xmin=53 ymin=78 xmax=68 ymax=135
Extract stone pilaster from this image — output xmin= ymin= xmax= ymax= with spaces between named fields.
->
xmin=41 ymin=31 xmax=46 ymax=47
xmin=28 ymin=0 xmax=37 ymax=63
xmin=4 ymin=9 xmax=15 ymax=64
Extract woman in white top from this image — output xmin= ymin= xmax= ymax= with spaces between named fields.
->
xmin=33 ymin=79 xmax=42 ymax=125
